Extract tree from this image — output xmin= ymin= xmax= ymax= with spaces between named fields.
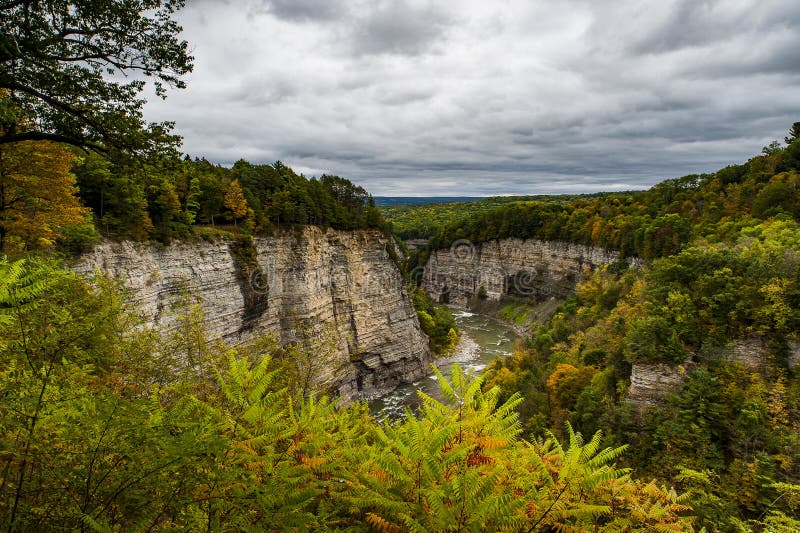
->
xmin=0 ymin=1 xmax=193 ymax=154
xmin=184 ymin=176 xmax=201 ymax=225
xmin=0 ymin=259 xmax=223 ymax=530
xmin=74 ymin=153 xmax=154 ymax=239
xmin=147 ymin=177 xmax=184 ymax=243
xmin=784 ymin=122 xmax=800 ymax=145
xmin=0 ymin=140 xmax=89 ymax=252
xmin=224 ymin=179 xmax=248 ymax=226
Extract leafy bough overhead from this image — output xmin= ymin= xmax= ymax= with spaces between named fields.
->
xmin=0 ymin=0 xmax=193 ymax=154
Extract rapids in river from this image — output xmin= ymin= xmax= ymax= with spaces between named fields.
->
xmin=369 ymin=310 xmax=519 ymax=421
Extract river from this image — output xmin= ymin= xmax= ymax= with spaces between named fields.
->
xmin=369 ymin=310 xmax=518 ymax=421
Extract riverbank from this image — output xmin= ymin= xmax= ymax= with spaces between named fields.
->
xmin=369 ymin=310 xmax=518 ymax=421
xmin=459 ymin=295 xmax=564 ymax=337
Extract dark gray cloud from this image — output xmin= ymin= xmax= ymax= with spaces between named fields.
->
xmin=260 ymin=0 xmax=344 ymax=22
xmin=630 ymin=0 xmax=800 ymax=56
xmin=630 ymin=1 xmax=746 ymax=55
xmin=143 ymin=0 xmax=800 ymax=195
xmin=351 ymin=1 xmax=454 ymax=56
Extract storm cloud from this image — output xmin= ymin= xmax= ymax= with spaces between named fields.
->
xmin=143 ymin=0 xmax=800 ymax=195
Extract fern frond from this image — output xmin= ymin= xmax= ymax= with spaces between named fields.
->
xmin=366 ymin=512 xmax=402 ymax=532
xmin=430 ymin=363 xmax=458 ymax=404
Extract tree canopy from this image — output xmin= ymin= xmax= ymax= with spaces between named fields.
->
xmin=0 ymin=0 xmax=193 ymax=154
xmin=0 ymin=139 xmax=89 ymax=252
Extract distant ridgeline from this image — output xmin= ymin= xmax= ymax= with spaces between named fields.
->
xmin=384 ymin=133 xmax=800 ymax=262
xmin=74 ymin=155 xmax=386 ymax=245
xmin=381 ymin=194 xmax=597 ymax=240
xmin=373 ymin=196 xmax=485 ymax=207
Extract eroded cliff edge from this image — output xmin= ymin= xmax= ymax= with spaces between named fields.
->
xmin=422 ymin=238 xmax=636 ymax=307
xmin=75 ymin=226 xmax=431 ymax=402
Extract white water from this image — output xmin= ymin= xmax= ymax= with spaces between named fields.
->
xmin=369 ymin=309 xmax=518 ymax=421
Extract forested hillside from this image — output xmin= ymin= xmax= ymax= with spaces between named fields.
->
xmin=75 ymin=154 xmax=386 ymax=243
xmin=415 ymin=128 xmax=800 ymax=531
xmin=1 ymin=142 xmax=386 ymax=253
xmin=382 ymin=194 xmax=592 ymax=239
xmin=428 ymin=126 xmax=800 ymax=261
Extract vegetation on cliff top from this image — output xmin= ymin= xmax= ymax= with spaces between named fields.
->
xmin=74 ymin=154 xmax=387 ymax=245
xmin=383 ymin=125 xmax=800 ymax=264
xmin=381 ymin=193 xmax=596 ymax=239
xmin=426 ymin=129 xmax=800 ymax=261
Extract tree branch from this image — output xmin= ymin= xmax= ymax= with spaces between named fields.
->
xmin=0 ymin=130 xmax=108 ymax=152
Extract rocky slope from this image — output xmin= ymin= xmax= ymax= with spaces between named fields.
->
xmin=75 ymin=227 xmax=431 ymax=401
xmin=422 ymin=238 xmax=636 ymax=307
xmin=627 ymin=339 xmax=799 ymax=407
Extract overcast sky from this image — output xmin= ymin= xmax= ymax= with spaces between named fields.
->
xmin=143 ymin=0 xmax=800 ymax=196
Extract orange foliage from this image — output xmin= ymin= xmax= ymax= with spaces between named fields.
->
xmin=365 ymin=512 xmax=401 ymax=533
xmin=0 ymin=140 xmax=88 ymax=252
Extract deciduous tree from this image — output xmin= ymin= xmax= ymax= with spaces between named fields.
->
xmin=224 ymin=178 xmax=248 ymax=226
xmin=0 ymin=0 xmax=193 ymax=154
xmin=0 ymin=140 xmax=88 ymax=252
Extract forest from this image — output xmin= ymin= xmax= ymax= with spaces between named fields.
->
xmin=1 ymin=0 xmax=798 ymax=530
xmin=390 ymin=128 xmax=800 ymax=531
xmin=1 ymin=143 xmax=387 ymax=254
xmin=381 ymin=194 xmax=592 ymax=240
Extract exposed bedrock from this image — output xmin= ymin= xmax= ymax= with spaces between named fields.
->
xmin=627 ymin=362 xmax=690 ymax=407
xmin=422 ymin=238 xmax=638 ymax=308
xmin=75 ymin=227 xmax=431 ymax=402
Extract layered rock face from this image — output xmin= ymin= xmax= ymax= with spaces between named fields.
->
xmin=627 ymin=363 xmax=689 ymax=407
xmin=75 ymin=227 xmax=431 ymax=401
xmin=727 ymin=338 xmax=769 ymax=371
xmin=627 ymin=338 xmax=800 ymax=407
xmin=422 ymin=238 xmax=634 ymax=307
xmin=790 ymin=341 xmax=800 ymax=370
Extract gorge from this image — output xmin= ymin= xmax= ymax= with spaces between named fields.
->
xmin=75 ymin=232 xmax=637 ymax=403
xmin=76 ymin=231 xmax=798 ymax=410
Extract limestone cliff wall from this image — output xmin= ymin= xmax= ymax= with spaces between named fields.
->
xmin=75 ymin=227 xmax=431 ymax=401
xmin=627 ymin=363 xmax=690 ymax=407
xmin=422 ymin=238 xmax=635 ymax=307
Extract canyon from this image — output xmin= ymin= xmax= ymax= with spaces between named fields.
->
xmin=75 ymin=227 xmax=430 ymax=402
xmin=77 ymin=230 xmax=795 ymax=409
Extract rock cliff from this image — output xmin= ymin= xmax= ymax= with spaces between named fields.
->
xmin=422 ymin=238 xmax=635 ymax=307
xmin=75 ymin=227 xmax=431 ymax=401
xmin=627 ymin=338 xmax=800 ymax=407
xmin=627 ymin=363 xmax=690 ymax=407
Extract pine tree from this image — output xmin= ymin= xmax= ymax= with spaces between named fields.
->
xmin=185 ymin=176 xmax=201 ymax=225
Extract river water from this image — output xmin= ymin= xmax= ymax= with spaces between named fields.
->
xmin=369 ymin=310 xmax=518 ymax=421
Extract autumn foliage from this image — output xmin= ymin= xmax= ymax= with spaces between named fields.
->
xmin=0 ymin=140 xmax=88 ymax=252
xmin=0 ymin=260 xmax=696 ymax=530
